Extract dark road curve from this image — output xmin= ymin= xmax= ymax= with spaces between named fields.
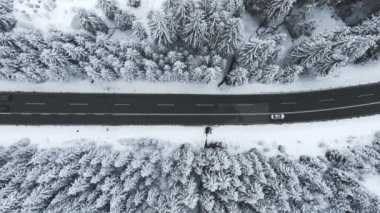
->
xmin=1 ymin=82 xmax=380 ymax=125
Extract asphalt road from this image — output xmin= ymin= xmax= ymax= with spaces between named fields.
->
xmin=0 ymin=83 xmax=380 ymax=125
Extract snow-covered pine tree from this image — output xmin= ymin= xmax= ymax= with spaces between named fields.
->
xmin=227 ymin=67 xmax=249 ymax=86
xmin=172 ymin=61 xmax=189 ymax=82
xmin=147 ymin=11 xmax=173 ymax=47
xmin=290 ymin=36 xmax=331 ymax=75
xmin=262 ymin=0 xmax=297 ymax=26
xmin=132 ymin=21 xmax=148 ymax=40
xmin=207 ymin=8 xmax=224 ymax=51
xmin=0 ymin=14 xmax=16 ymax=32
xmin=238 ymin=36 xmax=283 ymax=72
xmin=121 ymin=61 xmax=140 ymax=81
xmin=40 ymin=43 xmax=73 ymax=81
xmin=285 ymin=3 xmax=317 ymax=38
xmin=128 ymin=0 xmax=141 ymax=8
xmin=78 ymin=10 xmax=108 ymax=35
xmin=143 ymin=59 xmax=159 ymax=82
xmin=243 ymin=0 xmax=266 ymax=14
xmin=273 ymin=65 xmax=302 ymax=83
xmin=173 ymin=0 xmax=194 ymax=27
xmin=84 ymin=56 xmax=118 ymax=81
xmin=115 ymin=10 xmax=136 ymax=31
xmin=183 ymin=9 xmax=208 ymax=50
xmin=224 ymin=0 xmax=245 ymax=17
xmin=97 ymin=0 xmax=118 ymax=20
xmin=0 ymin=0 xmax=13 ymax=14
xmin=217 ymin=16 xmax=243 ymax=56
xmin=165 ymin=12 xmax=180 ymax=43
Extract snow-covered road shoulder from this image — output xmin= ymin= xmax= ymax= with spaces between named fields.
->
xmin=1 ymin=114 xmax=380 ymax=158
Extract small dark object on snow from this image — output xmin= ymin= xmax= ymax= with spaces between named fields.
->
xmin=205 ymin=127 xmax=213 ymax=135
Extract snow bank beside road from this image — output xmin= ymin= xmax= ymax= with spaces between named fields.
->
xmin=1 ymin=114 xmax=380 ymax=157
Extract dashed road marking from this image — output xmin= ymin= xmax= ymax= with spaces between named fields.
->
xmin=26 ymin=103 xmax=45 ymax=105
xmin=319 ymin=99 xmax=335 ymax=102
xmin=358 ymin=93 xmax=374 ymax=98
xmin=114 ymin=104 xmax=131 ymax=106
xmin=157 ymin=104 xmax=175 ymax=107
xmin=280 ymin=102 xmax=297 ymax=105
xmin=236 ymin=104 xmax=255 ymax=107
xmin=70 ymin=103 xmax=89 ymax=106
xmin=196 ymin=104 xmax=215 ymax=107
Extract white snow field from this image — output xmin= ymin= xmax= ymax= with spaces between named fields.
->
xmin=14 ymin=0 xmax=165 ymax=33
xmin=362 ymin=173 xmax=380 ymax=197
xmin=1 ymin=114 xmax=380 ymax=158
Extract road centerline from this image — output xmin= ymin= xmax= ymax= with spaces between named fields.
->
xmin=196 ymin=104 xmax=215 ymax=107
xmin=114 ymin=104 xmax=131 ymax=106
xmin=280 ymin=102 xmax=297 ymax=105
xmin=358 ymin=93 xmax=374 ymax=98
xmin=26 ymin=102 xmax=45 ymax=105
xmin=157 ymin=104 xmax=175 ymax=107
xmin=69 ymin=103 xmax=89 ymax=106
xmin=318 ymin=99 xmax=335 ymax=102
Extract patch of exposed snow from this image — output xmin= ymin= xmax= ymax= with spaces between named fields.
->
xmin=312 ymin=7 xmax=346 ymax=37
xmin=241 ymin=12 xmax=260 ymax=42
xmin=14 ymin=0 xmax=100 ymax=33
xmin=361 ymin=174 xmax=380 ymax=197
xmin=13 ymin=0 xmax=165 ymax=33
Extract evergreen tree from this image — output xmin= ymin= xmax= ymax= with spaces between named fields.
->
xmin=208 ymin=9 xmax=224 ymax=50
xmin=227 ymin=67 xmax=249 ymax=86
xmin=217 ymin=16 xmax=243 ymax=56
xmin=263 ymin=0 xmax=297 ymax=26
xmin=128 ymin=0 xmax=141 ymax=8
xmin=183 ymin=9 xmax=208 ymax=50
xmin=172 ymin=61 xmax=189 ymax=82
xmin=173 ymin=0 xmax=194 ymax=27
xmin=115 ymin=10 xmax=136 ymax=31
xmin=0 ymin=14 xmax=16 ymax=32
xmin=0 ymin=0 xmax=13 ymax=14
xmin=243 ymin=0 xmax=267 ymax=14
xmin=78 ymin=10 xmax=109 ymax=35
xmin=165 ymin=12 xmax=180 ymax=43
xmin=238 ymin=37 xmax=282 ymax=70
xmin=132 ymin=21 xmax=148 ymax=40
xmin=121 ymin=61 xmax=140 ymax=81
xmin=224 ymin=0 xmax=245 ymax=17
xmin=97 ymin=0 xmax=118 ymax=20
xmin=143 ymin=59 xmax=159 ymax=82
xmin=147 ymin=11 xmax=173 ymax=46
xmin=285 ymin=4 xmax=317 ymax=38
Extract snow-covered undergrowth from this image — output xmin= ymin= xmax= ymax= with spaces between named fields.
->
xmin=0 ymin=137 xmax=379 ymax=212
xmin=1 ymin=59 xmax=379 ymax=94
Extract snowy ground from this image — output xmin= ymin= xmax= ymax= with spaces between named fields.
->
xmin=1 ymin=60 xmax=379 ymax=94
xmin=362 ymin=174 xmax=380 ymax=197
xmin=1 ymin=114 xmax=380 ymax=158
xmin=14 ymin=0 xmax=165 ymax=33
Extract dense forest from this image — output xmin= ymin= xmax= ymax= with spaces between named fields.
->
xmin=0 ymin=0 xmax=380 ymax=86
xmin=0 ymin=138 xmax=379 ymax=212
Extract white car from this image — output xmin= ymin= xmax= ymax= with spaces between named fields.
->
xmin=270 ymin=113 xmax=285 ymax=120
